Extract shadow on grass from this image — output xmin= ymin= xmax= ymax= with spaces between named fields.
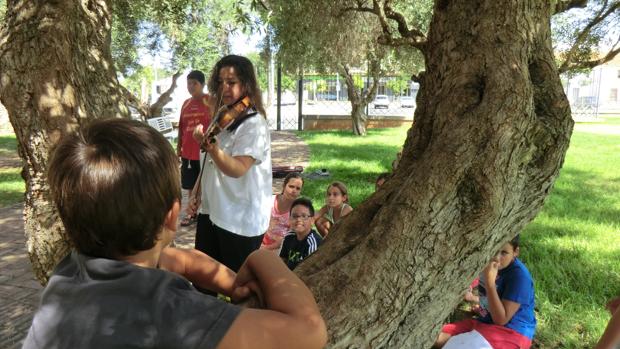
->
xmin=299 ymin=129 xmax=406 ymax=207
xmin=519 ymin=166 xmax=620 ymax=348
xmin=299 ymin=143 xmax=400 ymax=207
xmin=541 ymin=166 xmax=620 ymax=229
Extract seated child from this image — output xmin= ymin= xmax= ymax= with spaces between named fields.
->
xmin=435 ymin=235 xmax=537 ymax=349
xmin=23 ymin=118 xmax=326 ymax=349
xmin=314 ymin=181 xmax=353 ymax=237
xmin=594 ymin=296 xmax=620 ymax=349
xmin=260 ymin=173 xmax=304 ymax=251
xmin=279 ymin=197 xmax=323 ymax=270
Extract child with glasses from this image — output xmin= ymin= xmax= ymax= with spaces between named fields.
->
xmin=279 ymin=198 xmax=323 ymax=270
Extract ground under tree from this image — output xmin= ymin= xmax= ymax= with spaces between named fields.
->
xmin=1 ymin=0 xmax=574 ymax=347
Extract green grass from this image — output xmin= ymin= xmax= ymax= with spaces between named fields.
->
xmin=521 ymin=124 xmax=620 ymax=348
xmin=297 ymin=127 xmax=408 ymax=207
xmin=298 ymin=120 xmax=620 ymax=349
xmin=0 ymin=134 xmax=24 ymax=207
xmin=0 ymin=133 xmax=18 ymax=158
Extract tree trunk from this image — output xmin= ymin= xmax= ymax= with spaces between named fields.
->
xmin=351 ymin=103 xmax=367 ymax=136
xmin=1 ymin=0 xmax=574 ymax=346
xmin=0 ymin=0 xmax=126 ymax=284
xmin=296 ymin=1 xmax=572 ymax=347
xmin=340 ymin=62 xmax=380 ymax=136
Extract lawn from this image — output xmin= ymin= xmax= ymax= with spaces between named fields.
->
xmin=0 ymin=134 xmax=23 ymax=207
xmin=296 ymin=127 xmax=407 ymax=208
xmin=1 ymin=117 xmax=618 ymax=347
xmin=298 ymin=118 xmax=620 ymax=349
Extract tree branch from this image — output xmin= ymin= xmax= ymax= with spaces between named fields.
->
xmin=120 ymin=85 xmax=149 ymax=121
xmin=553 ymin=0 xmax=588 ymax=14
xmin=558 ymin=1 xmax=620 ymax=73
xmin=340 ymin=64 xmax=359 ymax=102
xmin=383 ymin=0 xmax=426 ymax=44
xmin=339 ymin=0 xmax=427 ymax=52
xmin=562 ymin=41 xmax=620 ymax=72
xmin=252 ymin=0 xmax=270 ymax=12
xmin=362 ymin=58 xmax=381 ymax=104
xmin=148 ymin=71 xmax=182 ymax=118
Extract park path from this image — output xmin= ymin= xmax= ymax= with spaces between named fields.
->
xmin=0 ymin=130 xmax=309 ymax=349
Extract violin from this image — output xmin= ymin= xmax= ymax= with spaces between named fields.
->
xmin=202 ymin=95 xmax=252 ymax=145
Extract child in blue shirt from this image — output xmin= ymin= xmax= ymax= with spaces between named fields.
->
xmin=280 ymin=197 xmax=322 ymax=270
xmin=435 ymin=235 xmax=537 ymax=349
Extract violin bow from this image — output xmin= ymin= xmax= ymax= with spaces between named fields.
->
xmin=189 ymin=91 xmax=224 ymax=214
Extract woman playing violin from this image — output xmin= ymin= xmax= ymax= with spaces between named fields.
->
xmin=189 ymin=55 xmax=272 ymax=276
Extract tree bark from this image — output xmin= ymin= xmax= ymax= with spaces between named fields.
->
xmin=340 ymin=62 xmax=380 ymax=136
xmin=0 ymin=0 xmax=126 ymax=283
xmin=350 ymin=104 xmax=367 ymax=136
xmin=296 ymin=1 xmax=572 ymax=347
xmin=0 ymin=0 xmax=575 ymax=347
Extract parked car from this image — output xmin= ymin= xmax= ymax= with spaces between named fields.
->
xmin=373 ymin=94 xmax=390 ymax=109
xmin=400 ymin=96 xmax=415 ymax=108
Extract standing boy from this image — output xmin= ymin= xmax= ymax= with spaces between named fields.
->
xmin=279 ymin=198 xmax=323 ymax=270
xmin=177 ymin=70 xmax=211 ymax=226
xmin=23 ymin=119 xmax=327 ymax=349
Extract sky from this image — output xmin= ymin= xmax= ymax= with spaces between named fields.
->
xmin=230 ymin=31 xmax=263 ymax=55
xmin=139 ymin=30 xmax=263 ymax=70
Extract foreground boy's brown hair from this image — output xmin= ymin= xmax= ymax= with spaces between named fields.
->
xmin=48 ymin=118 xmax=181 ymax=258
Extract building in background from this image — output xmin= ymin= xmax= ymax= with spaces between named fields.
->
xmin=563 ymin=56 xmax=620 ymax=118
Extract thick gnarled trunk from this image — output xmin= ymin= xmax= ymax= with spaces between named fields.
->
xmin=297 ymin=1 xmax=572 ymax=347
xmin=0 ymin=0 xmax=126 ymax=283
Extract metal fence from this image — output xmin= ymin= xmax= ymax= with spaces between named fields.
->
xmin=263 ymin=68 xmax=419 ymax=131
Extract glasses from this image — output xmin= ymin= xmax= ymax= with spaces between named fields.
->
xmin=290 ymin=214 xmax=312 ymax=221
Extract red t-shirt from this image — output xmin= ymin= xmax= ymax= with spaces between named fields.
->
xmin=179 ymin=96 xmax=211 ymax=160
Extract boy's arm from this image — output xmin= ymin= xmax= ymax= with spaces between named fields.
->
xmin=595 ymin=304 xmax=620 ymax=349
xmin=483 ymin=261 xmax=521 ymax=325
xmin=314 ymin=207 xmax=330 ymax=237
xmin=159 ymin=247 xmax=241 ymax=298
xmin=315 ymin=218 xmax=330 ymax=237
xmin=217 ymin=249 xmax=327 ymax=349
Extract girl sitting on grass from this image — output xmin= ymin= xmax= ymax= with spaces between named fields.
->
xmin=260 ymin=173 xmax=304 ymax=251
xmin=314 ymin=181 xmax=352 ymax=237
xmin=434 ymin=235 xmax=537 ymax=349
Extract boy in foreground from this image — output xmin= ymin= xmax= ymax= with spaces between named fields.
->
xmin=23 ymin=118 xmax=327 ymax=349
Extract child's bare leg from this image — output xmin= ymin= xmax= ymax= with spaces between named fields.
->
xmin=433 ymin=332 xmax=451 ymax=348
